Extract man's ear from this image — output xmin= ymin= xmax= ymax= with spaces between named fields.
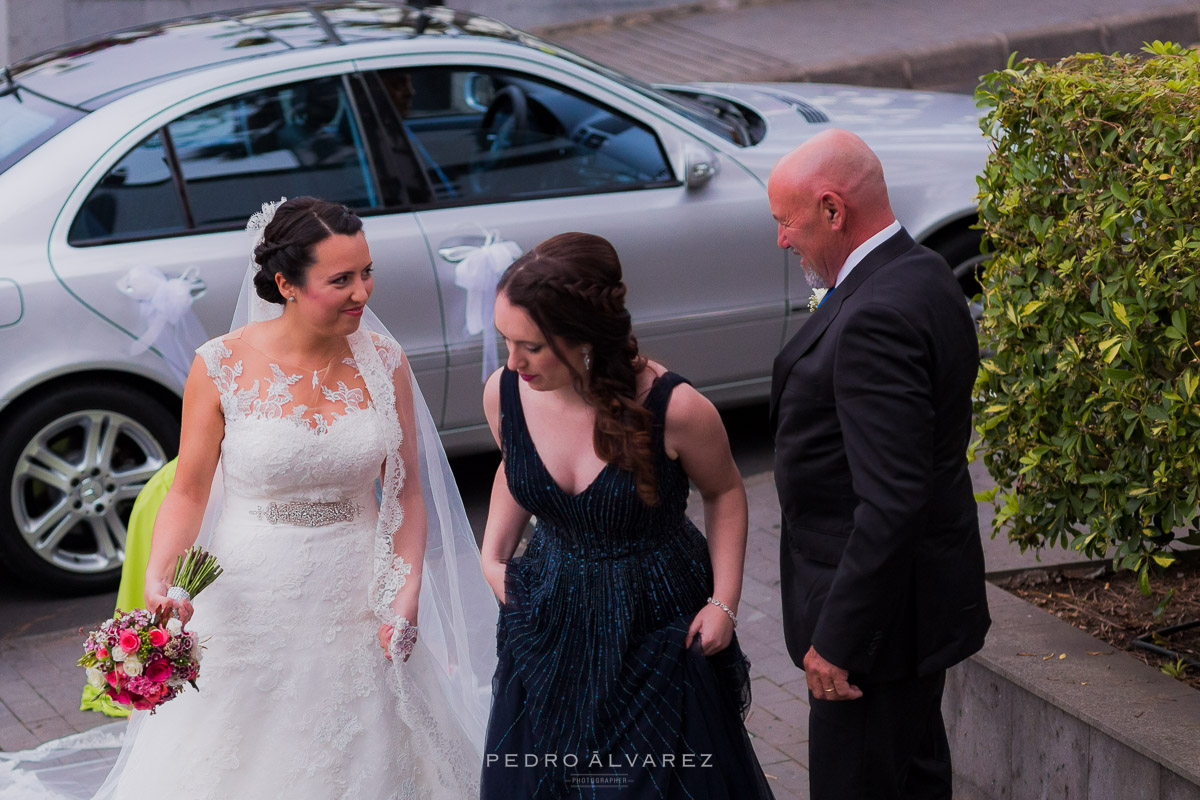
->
xmin=820 ymin=192 xmax=845 ymax=230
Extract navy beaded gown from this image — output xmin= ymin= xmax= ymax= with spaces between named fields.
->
xmin=481 ymin=369 xmax=775 ymax=799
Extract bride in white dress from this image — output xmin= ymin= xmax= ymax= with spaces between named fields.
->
xmin=84 ymin=197 xmax=496 ymax=799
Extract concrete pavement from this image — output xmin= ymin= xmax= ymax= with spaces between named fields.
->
xmin=0 ymin=464 xmax=1090 ymax=800
xmin=542 ymin=0 xmax=1200 ymax=89
xmin=0 ymin=629 xmax=102 ymax=754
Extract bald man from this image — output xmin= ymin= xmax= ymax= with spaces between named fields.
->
xmin=767 ymin=130 xmax=990 ymax=800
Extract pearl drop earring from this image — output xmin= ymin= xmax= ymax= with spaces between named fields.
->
xmin=583 ymin=347 xmax=591 ymax=371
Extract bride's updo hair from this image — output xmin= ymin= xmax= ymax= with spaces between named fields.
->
xmin=252 ymin=197 xmax=363 ymax=304
xmin=497 ymin=232 xmax=658 ymax=506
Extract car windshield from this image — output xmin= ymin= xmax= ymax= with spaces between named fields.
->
xmin=0 ymin=91 xmax=85 ymax=176
xmin=523 ymin=35 xmax=747 ymax=144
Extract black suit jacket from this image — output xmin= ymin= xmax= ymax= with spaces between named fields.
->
xmin=771 ymin=229 xmax=990 ymax=681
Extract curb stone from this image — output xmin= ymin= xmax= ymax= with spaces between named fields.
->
xmin=762 ymin=5 xmax=1200 ymax=88
xmin=540 ymin=2 xmax=1200 ymax=90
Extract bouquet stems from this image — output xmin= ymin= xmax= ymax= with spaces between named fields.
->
xmin=154 ymin=546 xmax=223 ymax=625
xmin=173 ymin=546 xmax=223 ymax=596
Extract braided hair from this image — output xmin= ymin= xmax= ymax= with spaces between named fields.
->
xmin=498 ymin=232 xmax=658 ymax=505
xmin=252 ymin=197 xmax=363 ymax=304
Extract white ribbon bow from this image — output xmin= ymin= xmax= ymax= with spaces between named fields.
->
xmin=118 ymin=265 xmax=207 ymax=385
xmin=451 ymin=231 xmax=522 ymax=381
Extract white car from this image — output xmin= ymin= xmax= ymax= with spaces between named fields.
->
xmin=0 ymin=2 xmax=987 ymax=591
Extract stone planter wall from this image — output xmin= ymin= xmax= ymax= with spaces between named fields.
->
xmin=944 ymin=583 xmax=1200 ymax=800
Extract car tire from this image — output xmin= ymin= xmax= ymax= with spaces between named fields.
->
xmin=0 ymin=383 xmax=178 ymax=594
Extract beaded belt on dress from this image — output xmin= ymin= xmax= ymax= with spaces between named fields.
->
xmin=250 ymin=500 xmax=362 ymax=527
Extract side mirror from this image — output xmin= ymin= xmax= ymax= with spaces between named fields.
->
xmin=683 ymin=142 xmax=719 ymax=190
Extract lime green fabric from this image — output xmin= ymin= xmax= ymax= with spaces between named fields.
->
xmin=115 ymin=459 xmax=176 ymax=613
xmin=80 ymin=683 xmax=130 ymax=717
xmin=80 ymin=459 xmax=177 ymax=717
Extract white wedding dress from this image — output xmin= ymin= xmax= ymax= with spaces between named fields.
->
xmin=0 ymin=201 xmax=496 ymax=800
xmin=100 ymin=328 xmax=480 ymax=800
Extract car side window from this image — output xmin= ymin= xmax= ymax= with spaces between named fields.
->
xmin=68 ymin=131 xmax=189 ymax=243
xmin=367 ymin=66 xmax=675 ymax=205
xmin=169 ymin=75 xmax=378 ymax=227
xmin=69 ymin=76 xmax=380 ymax=244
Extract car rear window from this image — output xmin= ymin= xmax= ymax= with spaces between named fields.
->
xmin=0 ymin=92 xmax=85 ymax=176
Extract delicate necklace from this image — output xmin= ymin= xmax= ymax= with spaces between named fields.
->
xmin=240 ymin=337 xmax=349 ymax=374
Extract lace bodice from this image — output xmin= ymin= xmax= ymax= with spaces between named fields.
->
xmin=197 ymin=329 xmax=389 ymax=502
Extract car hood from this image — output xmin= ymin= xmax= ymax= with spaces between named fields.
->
xmin=678 ymin=81 xmax=987 ymax=172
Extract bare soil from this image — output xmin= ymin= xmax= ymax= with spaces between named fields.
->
xmin=1001 ymin=554 xmax=1200 ymax=691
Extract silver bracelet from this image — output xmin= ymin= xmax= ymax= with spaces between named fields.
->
xmin=706 ymin=597 xmax=737 ymax=628
xmin=167 ymin=586 xmax=191 ymax=602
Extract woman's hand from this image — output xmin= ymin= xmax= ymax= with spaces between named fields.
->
xmin=379 ymin=593 xmax=419 ymax=663
xmin=144 ymin=575 xmax=193 ymax=626
xmin=482 ymin=559 xmax=508 ymax=605
xmin=685 ymin=604 xmax=735 ymax=656
xmin=479 ymin=446 xmax=529 ymax=609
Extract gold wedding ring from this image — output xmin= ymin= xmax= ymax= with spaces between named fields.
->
xmin=824 ymin=688 xmax=834 ymax=693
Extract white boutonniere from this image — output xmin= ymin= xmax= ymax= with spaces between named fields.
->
xmin=808 ymin=288 xmax=828 ymax=313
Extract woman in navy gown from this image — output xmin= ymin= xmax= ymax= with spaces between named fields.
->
xmin=479 ymin=233 xmax=775 ymax=798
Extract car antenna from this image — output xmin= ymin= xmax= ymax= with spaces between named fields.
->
xmin=0 ymin=67 xmax=19 ymax=99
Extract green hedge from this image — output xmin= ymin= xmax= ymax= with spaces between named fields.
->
xmin=973 ymin=43 xmax=1200 ymax=591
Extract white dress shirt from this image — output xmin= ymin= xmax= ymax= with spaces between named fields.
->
xmin=833 ymin=219 xmax=903 ymax=289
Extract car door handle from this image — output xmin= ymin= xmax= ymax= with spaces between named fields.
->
xmin=186 ymin=274 xmax=207 ymax=299
xmin=118 ymin=266 xmax=207 ymax=302
xmin=437 ymin=235 xmax=490 ymax=264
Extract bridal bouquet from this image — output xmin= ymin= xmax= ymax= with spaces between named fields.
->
xmin=78 ymin=547 xmax=223 ymax=713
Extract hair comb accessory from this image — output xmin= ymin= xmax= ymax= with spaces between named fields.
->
xmin=238 ymin=197 xmax=289 ymax=320
xmin=246 ymin=196 xmax=287 ymax=253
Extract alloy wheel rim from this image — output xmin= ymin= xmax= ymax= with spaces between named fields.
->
xmin=10 ymin=410 xmax=166 ymax=575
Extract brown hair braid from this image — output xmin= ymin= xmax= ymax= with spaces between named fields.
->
xmin=497 ymin=232 xmax=658 ymax=505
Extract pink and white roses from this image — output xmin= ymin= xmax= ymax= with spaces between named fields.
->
xmin=79 ymin=608 xmax=204 ymax=714
xmin=79 ymin=546 xmax=222 ymax=714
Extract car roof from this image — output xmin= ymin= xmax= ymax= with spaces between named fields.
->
xmin=8 ymin=2 xmax=525 ymax=110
